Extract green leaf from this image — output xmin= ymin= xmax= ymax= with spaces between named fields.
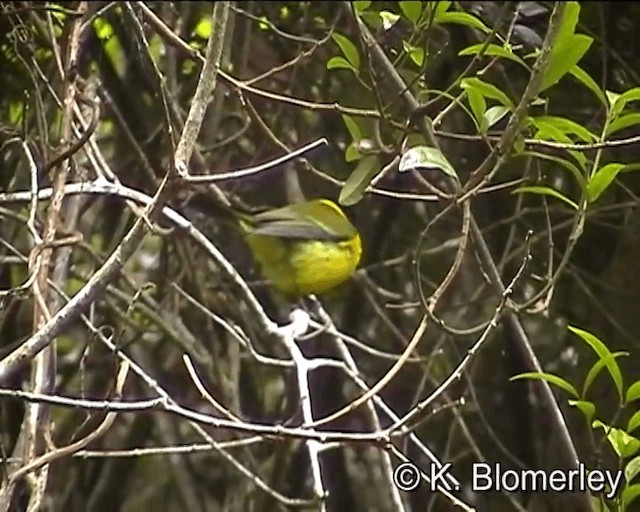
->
xmin=402 ymin=41 xmax=425 ymax=67
xmin=484 ymin=106 xmax=510 ymax=129
xmin=342 ymin=114 xmax=362 ymax=142
xmin=568 ymin=399 xmax=596 ymax=424
xmin=616 ymin=87 xmax=640 ymax=110
xmin=466 ymin=88 xmax=487 ymax=132
xmin=434 ymin=1 xmax=452 ymax=18
xmin=516 ymin=150 xmax=586 ymax=190
xmin=512 ymin=186 xmax=579 ymax=210
xmin=352 ymin=1 xmax=371 ymax=13
xmin=332 ymin=33 xmax=361 ymax=70
xmin=554 ymin=1 xmax=581 ymax=48
xmin=593 ymin=421 xmax=640 ymax=458
xmin=626 ymin=455 xmax=640 ymax=483
xmin=539 ymin=34 xmax=593 ymax=93
xmin=606 ymin=113 xmax=640 ymax=136
xmin=569 ymin=326 xmax=624 ymax=400
xmin=345 ymin=143 xmax=361 ymax=162
xmin=460 ymin=77 xmax=514 ymax=110
xmin=458 ymin=43 xmax=528 ymax=69
xmin=435 ymin=11 xmax=491 ymax=34
xmin=327 ymin=56 xmax=355 ymax=71
xmin=398 ymin=146 xmax=457 ymax=178
xmin=583 ymin=352 xmax=629 ymax=399
xmin=629 ymin=411 xmax=640 ymax=433
xmin=587 ymin=163 xmax=625 ymax=203
xmin=399 ymin=1 xmax=422 ymax=25
xmin=623 ymin=483 xmax=640 ymax=508
xmin=340 ymin=155 xmax=381 ymax=206
xmin=626 ymin=381 xmax=640 ymax=404
xmin=570 ymin=66 xmax=608 ymax=107
xmin=511 ymin=372 xmax=579 ymax=398
xmin=380 ymin=11 xmax=400 ymax=30
xmin=531 ymin=116 xmax=597 ymax=143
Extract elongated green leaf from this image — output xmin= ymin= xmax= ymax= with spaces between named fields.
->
xmin=466 ymin=88 xmax=487 ymax=132
xmin=554 ymin=1 xmax=581 ymax=48
xmin=539 ymin=34 xmax=593 ymax=93
xmin=435 ymin=11 xmax=491 ymax=34
xmin=484 ymin=105 xmax=510 ymax=129
xmin=458 ymin=43 xmax=528 ymax=68
xmin=568 ymin=399 xmax=596 ymax=424
xmin=593 ymin=421 xmax=640 ymax=458
xmin=570 ymin=66 xmax=607 ymax=107
xmin=434 ymin=1 xmax=452 ymax=18
xmin=629 ymin=411 xmax=640 ymax=433
xmin=340 ymin=155 xmax=380 ymax=206
xmin=511 ymin=372 xmax=579 ymax=398
xmin=342 ymin=114 xmax=362 ymax=142
xmin=513 ymin=186 xmax=579 ymax=210
xmin=626 ymin=381 xmax=640 ymax=404
xmin=606 ymin=113 xmax=640 ymax=136
xmin=623 ymin=484 xmax=640 ymax=508
xmin=327 ymin=56 xmax=355 ymax=71
xmin=460 ymin=77 xmax=514 ymax=109
xmin=399 ymin=1 xmax=422 ymax=24
xmin=587 ymin=163 xmax=625 ymax=202
xmin=583 ymin=352 xmax=628 ymax=400
xmin=332 ymin=33 xmax=361 ymax=70
xmin=569 ymin=326 xmax=624 ymax=400
xmin=398 ymin=146 xmax=457 ymax=177
xmin=627 ymin=455 xmax=640 ymax=483
xmin=403 ymin=41 xmax=424 ymax=67
xmin=532 ymin=115 xmax=597 ymax=142
xmin=353 ymin=1 xmax=371 ymax=13
xmin=516 ymin=150 xmax=586 ymax=190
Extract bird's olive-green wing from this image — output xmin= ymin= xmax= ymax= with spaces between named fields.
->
xmin=248 ymin=200 xmax=356 ymax=241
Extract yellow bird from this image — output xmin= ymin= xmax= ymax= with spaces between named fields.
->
xmin=239 ymin=199 xmax=362 ymax=296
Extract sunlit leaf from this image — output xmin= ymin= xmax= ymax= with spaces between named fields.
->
xmin=484 ymin=105 xmax=510 ymax=128
xmin=568 ymin=400 xmax=596 ymax=424
xmin=516 ymin=151 xmax=586 ymax=190
xmin=587 ymin=163 xmax=625 ymax=202
xmin=332 ymin=33 xmax=361 ymax=70
xmin=539 ymin=34 xmax=593 ymax=93
xmin=380 ymin=11 xmax=401 ymax=30
xmin=626 ymin=381 xmax=640 ymax=405
xmin=458 ymin=43 xmax=528 ymax=68
xmin=352 ymin=0 xmax=371 ymax=13
xmin=570 ymin=326 xmax=624 ymax=400
xmin=511 ymin=372 xmax=579 ymax=398
xmin=554 ymin=1 xmax=581 ymax=48
xmin=460 ymin=77 xmax=514 ymax=110
xmin=606 ymin=113 xmax=640 ymax=136
xmin=531 ymin=115 xmax=597 ymax=142
xmin=342 ymin=114 xmax=362 ymax=142
xmin=593 ymin=421 xmax=640 ymax=458
xmin=629 ymin=411 xmax=640 ymax=433
xmin=435 ymin=11 xmax=491 ymax=33
xmin=626 ymin=455 xmax=640 ymax=483
xmin=583 ymin=352 xmax=628 ymax=400
xmin=398 ymin=146 xmax=456 ymax=177
xmin=402 ymin=41 xmax=424 ymax=67
xmin=512 ymin=186 xmax=579 ymax=210
xmin=623 ymin=484 xmax=640 ymax=508
xmin=399 ymin=1 xmax=423 ymax=25
xmin=327 ymin=56 xmax=355 ymax=71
